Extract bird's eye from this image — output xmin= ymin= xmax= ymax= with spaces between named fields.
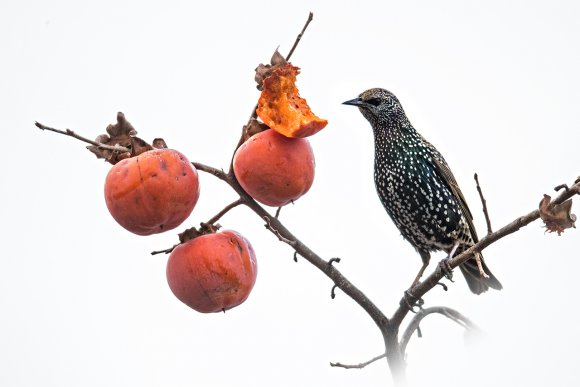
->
xmin=365 ymin=97 xmax=381 ymax=106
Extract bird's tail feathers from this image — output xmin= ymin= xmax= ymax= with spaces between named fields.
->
xmin=458 ymin=252 xmax=502 ymax=295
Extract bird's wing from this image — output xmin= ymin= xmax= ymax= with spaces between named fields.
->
xmin=422 ymin=137 xmax=480 ymax=243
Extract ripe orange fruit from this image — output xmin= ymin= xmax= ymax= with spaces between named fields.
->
xmin=256 ymin=63 xmax=327 ymax=138
xmin=233 ymin=129 xmax=315 ymax=207
xmin=166 ymin=230 xmax=258 ymax=313
xmin=104 ymin=149 xmax=200 ymax=236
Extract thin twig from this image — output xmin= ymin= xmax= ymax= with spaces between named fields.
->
xmin=400 ymin=306 xmax=480 ymax=354
xmin=206 ymin=199 xmax=244 ymax=225
xmin=192 ymin=162 xmax=228 ymax=182
xmin=151 ymin=244 xmax=179 ymax=256
xmin=35 ymin=121 xmax=131 ymax=153
xmin=285 ymin=12 xmax=314 ymax=61
xmin=330 ymin=353 xmax=386 ymax=370
xmin=474 ymin=173 xmax=493 ymax=235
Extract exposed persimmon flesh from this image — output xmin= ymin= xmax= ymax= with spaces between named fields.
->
xmin=256 ymin=64 xmax=327 ymax=138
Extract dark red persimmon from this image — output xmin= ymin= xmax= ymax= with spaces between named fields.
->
xmin=104 ymin=149 xmax=200 ymax=236
xmin=233 ymin=129 xmax=315 ymax=207
xmin=166 ymin=230 xmax=258 ymax=313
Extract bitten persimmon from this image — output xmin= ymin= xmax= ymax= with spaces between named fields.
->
xmin=256 ymin=63 xmax=327 ymax=138
xmin=166 ymin=230 xmax=258 ymax=313
xmin=104 ymin=149 xmax=200 ymax=236
xmin=233 ymin=129 xmax=315 ymax=207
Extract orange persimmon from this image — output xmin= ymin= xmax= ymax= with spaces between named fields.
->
xmin=256 ymin=63 xmax=327 ymax=138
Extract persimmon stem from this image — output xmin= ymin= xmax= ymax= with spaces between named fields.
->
xmin=151 ymin=244 xmax=179 ymax=256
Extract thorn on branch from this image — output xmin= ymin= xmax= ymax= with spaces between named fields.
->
xmin=416 ymin=326 xmax=423 ymax=338
xmin=331 ymin=284 xmax=338 ymax=299
xmin=275 ymin=206 xmax=282 ymax=218
xmin=328 ymin=257 xmax=341 ymax=266
xmin=293 ymin=251 xmax=299 ymax=262
xmin=554 ymin=184 xmax=569 ymax=192
xmin=435 ymin=282 xmax=448 ymax=291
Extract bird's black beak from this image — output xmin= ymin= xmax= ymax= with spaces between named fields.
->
xmin=342 ymin=97 xmax=364 ymax=107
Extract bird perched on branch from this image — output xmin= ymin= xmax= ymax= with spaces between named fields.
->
xmin=343 ymin=88 xmax=502 ymax=294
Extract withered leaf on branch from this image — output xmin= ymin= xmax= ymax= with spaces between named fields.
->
xmin=87 ymin=112 xmax=166 ymax=165
xmin=539 ymin=194 xmax=576 ymax=235
xmin=254 ymin=49 xmax=288 ymax=90
xmin=179 ymin=223 xmax=221 ymax=243
xmin=243 ymin=118 xmax=270 ymax=141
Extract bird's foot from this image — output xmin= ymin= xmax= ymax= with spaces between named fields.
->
xmin=402 ymin=289 xmax=424 ymax=313
xmin=437 ymin=243 xmax=458 ymax=282
xmin=437 ymin=258 xmax=454 ymax=282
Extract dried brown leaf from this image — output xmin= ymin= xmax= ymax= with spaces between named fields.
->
xmin=539 ymin=194 xmax=576 ymax=235
xmin=270 ymin=49 xmax=286 ymax=66
xmin=254 ymin=49 xmax=288 ymax=90
xmin=87 ymin=112 xmax=165 ymax=165
xmin=243 ymin=118 xmax=270 ymax=141
xmin=152 ymin=138 xmax=168 ymax=149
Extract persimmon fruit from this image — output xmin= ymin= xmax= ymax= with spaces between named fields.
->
xmin=166 ymin=230 xmax=258 ymax=313
xmin=256 ymin=63 xmax=327 ymax=138
xmin=233 ymin=129 xmax=315 ymax=207
xmin=104 ymin=148 xmax=200 ymax=236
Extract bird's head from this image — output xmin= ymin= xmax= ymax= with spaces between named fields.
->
xmin=343 ymin=88 xmax=407 ymax=128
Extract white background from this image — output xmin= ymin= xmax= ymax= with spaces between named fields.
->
xmin=1 ymin=1 xmax=579 ymax=386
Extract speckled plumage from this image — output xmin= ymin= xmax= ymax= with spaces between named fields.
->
xmin=344 ymin=88 xmax=502 ymax=294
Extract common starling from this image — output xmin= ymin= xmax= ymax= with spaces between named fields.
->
xmin=343 ymin=88 xmax=502 ymax=294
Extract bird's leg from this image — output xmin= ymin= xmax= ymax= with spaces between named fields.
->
xmin=403 ymin=251 xmax=430 ymax=311
xmin=438 ymin=242 xmax=459 ymax=281
xmin=411 ymin=251 xmax=431 ymax=288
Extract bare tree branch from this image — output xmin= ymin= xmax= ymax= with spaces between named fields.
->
xmin=205 ymin=199 xmax=244 ymax=225
xmin=35 ymin=121 xmax=130 ymax=153
xmin=474 ymin=173 xmax=493 ymax=235
xmin=400 ymin=306 xmax=480 ymax=354
xmin=285 ymin=12 xmax=314 ymax=61
xmin=330 ymin=353 xmax=386 ymax=370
